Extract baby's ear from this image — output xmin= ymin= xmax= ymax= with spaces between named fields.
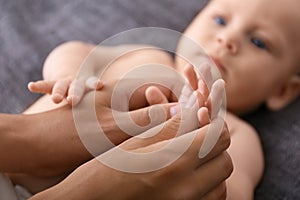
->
xmin=266 ymin=75 xmax=300 ymax=111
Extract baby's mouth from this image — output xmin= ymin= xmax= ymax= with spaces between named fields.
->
xmin=210 ymin=56 xmax=226 ymax=74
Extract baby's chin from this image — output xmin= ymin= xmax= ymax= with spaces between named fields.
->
xmin=173 ymin=56 xmax=186 ymax=74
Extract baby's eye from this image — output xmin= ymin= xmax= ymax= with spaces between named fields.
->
xmin=251 ymin=38 xmax=267 ymax=50
xmin=214 ymin=16 xmax=226 ymax=26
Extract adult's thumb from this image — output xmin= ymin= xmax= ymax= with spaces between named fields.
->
xmin=113 ymin=103 xmax=177 ymax=137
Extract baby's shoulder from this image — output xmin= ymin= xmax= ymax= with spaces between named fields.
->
xmin=121 ymin=45 xmax=174 ymax=66
xmin=225 ymin=112 xmax=257 ymax=136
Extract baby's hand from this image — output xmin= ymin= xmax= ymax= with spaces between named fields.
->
xmin=182 ymin=63 xmax=225 ymax=121
xmin=143 ymin=65 xmax=211 ymax=128
xmin=28 ymin=76 xmax=104 ymax=105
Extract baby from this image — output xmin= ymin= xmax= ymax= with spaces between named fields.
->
xmin=15 ymin=0 xmax=300 ymax=199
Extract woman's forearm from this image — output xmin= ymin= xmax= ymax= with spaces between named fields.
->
xmin=0 ymin=107 xmax=92 ymax=177
xmin=29 ymin=160 xmax=140 ymax=200
xmin=0 ymin=113 xmax=37 ymax=173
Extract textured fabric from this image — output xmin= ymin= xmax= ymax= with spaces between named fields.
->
xmin=0 ymin=0 xmax=299 ymax=199
xmin=244 ymin=101 xmax=300 ymax=200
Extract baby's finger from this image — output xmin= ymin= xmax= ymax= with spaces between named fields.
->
xmin=145 ymin=86 xmax=169 ymax=105
xmin=67 ymin=79 xmax=85 ymax=106
xmin=201 ymin=182 xmax=227 ymax=200
xmin=197 ymin=64 xmax=214 ymax=90
xmin=85 ymin=76 xmax=104 ymax=90
xmin=52 ymin=80 xmax=70 ymax=104
xmin=95 ymin=80 xmax=104 ymax=90
xmin=178 ymin=84 xmax=193 ymax=104
xmin=27 ymin=80 xmax=55 ymax=94
xmin=183 ymin=63 xmax=198 ymax=90
xmin=194 ymin=90 xmax=206 ymax=108
xmin=198 ymin=78 xmax=210 ymax=100
xmin=207 ymin=79 xmax=226 ymax=119
xmin=198 ymin=107 xmax=210 ymax=127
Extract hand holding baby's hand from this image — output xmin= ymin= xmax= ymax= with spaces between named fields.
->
xmin=144 ymin=63 xmax=225 ymax=130
xmin=28 ymin=76 xmax=104 ymax=105
xmin=183 ymin=63 xmax=225 ymax=119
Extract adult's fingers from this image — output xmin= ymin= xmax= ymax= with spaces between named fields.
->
xmin=201 ymin=182 xmax=227 ymax=200
xmin=98 ymin=112 xmax=230 ymax=176
xmin=121 ymin=88 xmax=210 ymax=150
xmin=120 ymin=110 xmax=183 ymax=150
xmin=155 ymin=125 xmax=231 ymax=200
xmin=173 ymin=152 xmax=231 ymax=199
xmin=192 ymin=153 xmax=232 ymax=199
xmin=145 ymin=86 xmax=169 ymax=105
xmin=184 ymin=63 xmax=198 ymax=90
xmin=176 ymin=117 xmax=230 ymax=169
xmin=126 ymin=116 xmax=230 ymax=168
xmin=113 ymin=103 xmax=177 ymax=139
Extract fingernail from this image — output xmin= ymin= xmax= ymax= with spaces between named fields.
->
xmin=52 ymin=94 xmax=63 ymax=104
xmin=27 ymin=82 xmax=33 ymax=90
xmin=53 ymin=93 xmax=63 ymax=100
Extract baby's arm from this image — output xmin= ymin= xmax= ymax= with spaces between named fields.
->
xmin=28 ymin=41 xmax=150 ymax=105
xmin=28 ymin=41 xmax=100 ymax=105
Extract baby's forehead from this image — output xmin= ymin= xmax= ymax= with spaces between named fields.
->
xmin=255 ymin=0 xmax=300 ymax=51
xmin=280 ymin=12 xmax=300 ymax=53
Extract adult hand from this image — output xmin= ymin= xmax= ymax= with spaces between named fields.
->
xmin=0 ymin=102 xmax=175 ymax=177
xmin=1 ymin=64 xmax=184 ymax=177
xmin=30 ymin=109 xmax=232 ymax=200
xmin=31 ymin=75 xmax=230 ymax=199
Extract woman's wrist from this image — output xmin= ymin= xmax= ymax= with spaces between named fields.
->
xmin=29 ymin=159 xmax=143 ymax=200
xmin=0 ymin=114 xmax=38 ymax=173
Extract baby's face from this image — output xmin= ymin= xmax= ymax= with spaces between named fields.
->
xmin=177 ymin=0 xmax=300 ymax=114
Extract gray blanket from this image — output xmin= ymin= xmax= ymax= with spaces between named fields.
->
xmin=0 ymin=0 xmax=299 ymax=199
